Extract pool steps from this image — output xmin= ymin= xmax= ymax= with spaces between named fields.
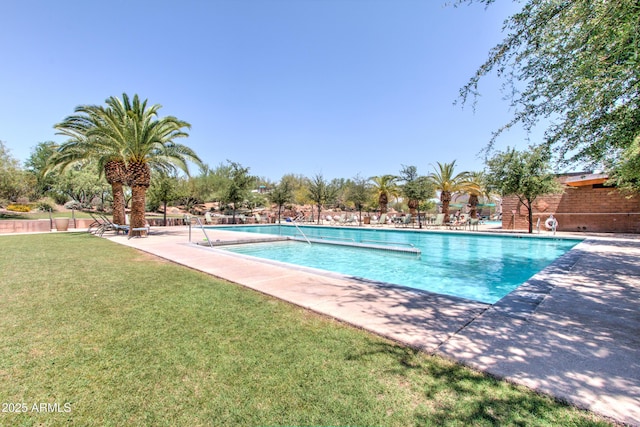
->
xmin=291 ymin=236 xmax=421 ymax=255
xmin=196 ymin=236 xmax=289 ymax=246
xmin=195 ymin=234 xmax=421 ymax=255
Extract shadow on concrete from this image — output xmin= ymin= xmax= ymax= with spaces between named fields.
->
xmin=438 ymin=238 xmax=640 ymax=425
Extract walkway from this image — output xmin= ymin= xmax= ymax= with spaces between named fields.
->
xmin=107 ymin=226 xmax=640 ymax=426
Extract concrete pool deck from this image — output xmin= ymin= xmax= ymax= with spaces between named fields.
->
xmin=106 ymin=226 xmax=640 ymax=426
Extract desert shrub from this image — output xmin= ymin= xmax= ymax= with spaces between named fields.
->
xmin=146 ymin=199 xmax=161 ymax=212
xmin=34 ymin=198 xmax=57 ymax=212
xmin=7 ymin=204 xmax=31 ymax=212
xmin=51 ymin=192 xmax=69 ymax=205
xmin=64 ymin=201 xmax=84 ymax=210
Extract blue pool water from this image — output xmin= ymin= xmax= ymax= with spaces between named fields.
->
xmin=211 ymin=225 xmax=581 ymax=304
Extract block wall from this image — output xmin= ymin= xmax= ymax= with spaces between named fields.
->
xmin=0 ymin=219 xmax=52 ymax=233
xmin=501 ymin=186 xmax=640 ymax=233
xmin=0 ymin=218 xmax=96 ymax=233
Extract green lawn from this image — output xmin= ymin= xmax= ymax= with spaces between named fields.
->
xmin=0 ymin=233 xmax=611 ymax=426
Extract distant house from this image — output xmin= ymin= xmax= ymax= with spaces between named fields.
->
xmin=252 ymin=185 xmax=270 ymax=194
xmin=501 ymin=172 xmax=640 ymax=233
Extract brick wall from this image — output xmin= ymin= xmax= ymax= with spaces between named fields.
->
xmin=502 ymin=186 xmax=640 ymax=233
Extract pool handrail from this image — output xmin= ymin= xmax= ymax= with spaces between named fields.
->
xmin=291 ymin=220 xmax=311 ymax=244
xmin=189 ymin=216 xmax=214 ymax=248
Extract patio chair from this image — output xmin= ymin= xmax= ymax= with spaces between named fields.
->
xmin=429 ymin=213 xmax=445 ymax=229
xmin=344 ymin=214 xmax=358 ymax=225
xmin=204 ymin=212 xmax=214 ymax=224
xmin=96 ymin=214 xmax=129 ymax=236
xmin=372 ymin=213 xmax=387 ymax=226
xmin=87 ymin=212 xmax=107 ymax=235
xmin=469 ymin=218 xmax=480 ymax=231
xmin=395 ymin=214 xmax=413 ymax=228
xmin=448 ymin=214 xmax=469 ymax=230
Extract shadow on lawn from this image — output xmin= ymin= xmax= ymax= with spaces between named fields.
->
xmin=345 ymin=340 xmax=609 ymax=426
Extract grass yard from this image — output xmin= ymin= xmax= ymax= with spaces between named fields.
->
xmin=0 ymin=233 xmax=612 ymax=426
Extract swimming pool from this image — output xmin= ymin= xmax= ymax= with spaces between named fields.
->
xmin=210 ymin=225 xmax=581 ymax=304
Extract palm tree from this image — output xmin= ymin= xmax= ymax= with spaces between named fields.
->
xmin=111 ymin=94 xmax=200 ymax=235
xmin=370 ymin=175 xmax=399 ymax=214
xmin=55 ymin=93 xmax=201 ymax=235
xmin=428 ymin=161 xmax=474 ymax=223
xmin=53 ymin=107 xmax=129 ymax=225
xmin=465 ymin=171 xmax=487 ymax=220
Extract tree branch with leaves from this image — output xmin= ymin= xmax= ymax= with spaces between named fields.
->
xmin=459 ymin=0 xmax=640 ymax=191
xmin=485 ymin=146 xmax=561 ymax=233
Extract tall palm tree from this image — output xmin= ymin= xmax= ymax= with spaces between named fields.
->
xmin=55 ymin=94 xmax=201 ymax=235
xmin=107 ymin=94 xmax=201 ymax=235
xmin=53 ymin=107 xmax=129 ymax=225
xmin=428 ymin=161 xmax=473 ymax=223
xmin=370 ymin=175 xmax=399 ymax=214
xmin=465 ymin=171 xmax=487 ymax=220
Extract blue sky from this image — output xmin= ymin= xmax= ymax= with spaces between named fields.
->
xmin=1 ymin=0 xmax=536 ymax=181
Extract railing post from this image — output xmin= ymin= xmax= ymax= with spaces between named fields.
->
xmin=185 ymin=214 xmax=191 ymax=242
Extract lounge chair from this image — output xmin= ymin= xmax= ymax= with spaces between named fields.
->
xmin=344 ymin=214 xmax=358 ymax=225
xmin=204 ymin=212 xmax=213 ymax=224
xmin=96 ymin=214 xmax=129 ymax=236
xmin=395 ymin=214 xmax=413 ymax=228
xmin=469 ymin=218 xmax=480 ymax=231
xmin=448 ymin=214 xmax=469 ymax=230
xmin=429 ymin=213 xmax=445 ymax=229
xmin=87 ymin=212 xmax=106 ymax=234
xmin=372 ymin=213 xmax=387 ymax=226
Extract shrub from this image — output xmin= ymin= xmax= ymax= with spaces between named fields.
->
xmin=52 ymin=192 xmax=69 ymax=205
xmin=146 ymin=199 xmax=161 ymax=212
xmin=34 ymin=198 xmax=57 ymax=212
xmin=64 ymin=201 xmax=84 ymax=210
xmin=7 ymin=204 xmax=31 ymax=212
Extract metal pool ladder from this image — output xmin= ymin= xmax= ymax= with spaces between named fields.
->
xmin=187 ymin=215 xmax=214 ymax=248
xmin=291 ymin=219 xmax=311 ymax=244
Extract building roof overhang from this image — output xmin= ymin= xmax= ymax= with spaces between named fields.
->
xmin=564 ymin=173 xmax=608 ymax=187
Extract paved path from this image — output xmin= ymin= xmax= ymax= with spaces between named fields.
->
xmin=107 ymin=226 xmax=640 ymax=426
